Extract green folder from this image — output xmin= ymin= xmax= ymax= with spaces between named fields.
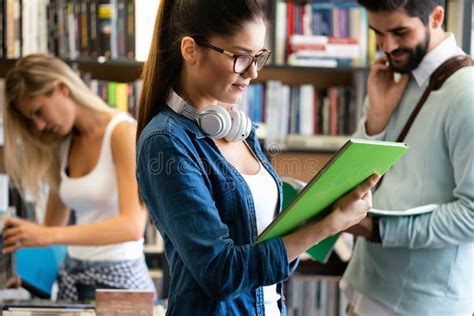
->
xmin=258 ymin=138 xmax=409 ymax=262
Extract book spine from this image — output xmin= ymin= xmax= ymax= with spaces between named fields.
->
xmin=126 ymin=0 xmax=135 ymax=59
xmin=67 ymin=0 xmax=78 ymax=59
xmin=46 ymin=1 xmax=58 ymax=55
xmin=56 ymin=0 xmax=67 ymax=58
xmin=98 ymin=1 xmax=112 ymax=58
xmin=116 ymin=0 xmax=126 ymax=58
xmin=109 ymin=0 xmax=118 ymax=59
xmin=11 ymin=0 xmax=21 ymax=58
xmin=0 ymin=0 xmax=4 ymax=58
xmin=89 ymin=1 xmax=99 ymax=58
xmin=79 ymin=0 xmax=89 ymax=57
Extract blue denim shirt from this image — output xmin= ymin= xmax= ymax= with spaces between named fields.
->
xmin=136 ymin=106 xmax=298 ymax=315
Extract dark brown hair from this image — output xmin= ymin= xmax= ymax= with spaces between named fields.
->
xmin=136 ymin=0 xmax=266 ymax=142
xmin=357 ymin=0 xmax=441 ymax=25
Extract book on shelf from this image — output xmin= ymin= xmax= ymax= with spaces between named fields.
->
xmin=237 ymin=80 xmax=362 ymax=151
xmin=86 ymin=77 xmax=141 ymax=116
xmin=0 ymin=0 xmax=153 ymax=61
xmin=0 ymin=174 xmax=8 ymax=213
xmin=286 ymin=276 xmax=341 ymax=316
xmin=134 ymin=0 xmax=160 ymax=62
xmin=144 ymin=219 xmax=164 ymax=254
xmin=271 ymin=0 xmax=374 ymax=67
xmin=4 ymin=0 xmax=22 ymax=59
xmin=257 ymin=138 xmax=409 ymax=262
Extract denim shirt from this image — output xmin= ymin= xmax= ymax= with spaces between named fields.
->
xmin=136 ymin=106 xmax=298 ymax=315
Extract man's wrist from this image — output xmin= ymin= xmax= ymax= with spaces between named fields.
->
xmin=365 ymin=119 xmax=387 ymax=136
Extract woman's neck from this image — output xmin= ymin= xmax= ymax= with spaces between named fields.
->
xmin=177 ymin=72 xmax=217 ymax=110
xmin=73 ymin=105 xmax=114 ymax=137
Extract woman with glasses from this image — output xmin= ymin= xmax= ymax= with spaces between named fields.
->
xmin=136 ymin=1 xmax=379 ymax=315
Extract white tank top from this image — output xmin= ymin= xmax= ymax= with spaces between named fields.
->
xmin=59 ymin=113 xmax=144 ymax=261
xmin=240 ymin=162 xmax=281 ymax=315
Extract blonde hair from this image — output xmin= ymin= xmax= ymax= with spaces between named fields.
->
xmin=3 ymin=54 xmax=112 ymax=202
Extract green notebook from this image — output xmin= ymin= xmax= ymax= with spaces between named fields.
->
xmin=258 ymin=138 xmax=409 ymax=262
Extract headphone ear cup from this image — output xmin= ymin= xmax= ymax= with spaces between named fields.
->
xmin=225 ymin=110 xmax=252 ymax=142
xmin=240 ymin=113 xmax=252 ymax=140
xmin=198 ymin=105 xmax=232 ymax=139
xmin=225 ymin=110 xmax=243 ymax=142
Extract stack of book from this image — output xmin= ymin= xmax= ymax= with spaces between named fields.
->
xmin=272 ymin=0 xmax=376 ymax=66
xmin=1 ymin=302 xmax=95 ymax=316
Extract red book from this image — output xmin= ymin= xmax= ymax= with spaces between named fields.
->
xmin=313 ymin=90 xmax=319 ymax=135
xmin=286 ymin=0 xmax=294 ymax=57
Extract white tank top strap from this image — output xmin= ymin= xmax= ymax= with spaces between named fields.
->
xmin=102 ymin=113 xmax=136 ymax=146
xmin=60 ymin=136 xmax=72 ymax=175
xmin=59 ymin=113 xmax=135 ymax=177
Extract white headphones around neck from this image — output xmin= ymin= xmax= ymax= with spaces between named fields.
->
xmin=166 ymin=90 xmax=252 ymax=142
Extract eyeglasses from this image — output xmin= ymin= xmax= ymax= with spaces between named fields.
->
xmin=196 ymin=42 xmax=271 ymax=74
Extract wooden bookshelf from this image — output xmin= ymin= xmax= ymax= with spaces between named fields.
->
xmin=0 ymin=58 xmax=368 ymax=87
xmin=270 ymin=151 xmax=333 ymax=183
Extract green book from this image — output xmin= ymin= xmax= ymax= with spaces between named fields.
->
xmin=258 ymin=138 xmax=409 ymax=262
xmin=281 ymin=180 xmax=339 ymax=262
xmin=107 ymin=81 xmax=117 ymax=108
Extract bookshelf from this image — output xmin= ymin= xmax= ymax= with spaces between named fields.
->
xmin=0 ymin=59 xmax=366 ymax=86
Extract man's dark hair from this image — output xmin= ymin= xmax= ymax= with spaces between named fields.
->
xmin=357 ymin=0 xmax=441 ymax=25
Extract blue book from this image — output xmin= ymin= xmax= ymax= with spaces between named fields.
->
xmin=16 ymin=245 xmax=67 ymax=298
xmin=254 ymin=84 xmax=264 ymax=123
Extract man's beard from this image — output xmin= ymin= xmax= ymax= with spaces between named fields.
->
xmin=386 ymin=30 xmax=430 ymax=74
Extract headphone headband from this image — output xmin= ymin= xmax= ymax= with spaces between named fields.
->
xmin=166 ymin=90 xmax=251 ymax=142
xmin=167 ymin=91 xmax=199 ymax=122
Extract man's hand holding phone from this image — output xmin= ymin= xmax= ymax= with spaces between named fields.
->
xmin=366 ymin=56 xmax=410 ymax=135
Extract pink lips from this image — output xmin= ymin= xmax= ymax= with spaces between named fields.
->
xmin=233 ymin=83 xmax=248 ymax=91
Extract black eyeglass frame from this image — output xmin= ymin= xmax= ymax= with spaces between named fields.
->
xmin=196 ymin=41 xmax=271 ymax=74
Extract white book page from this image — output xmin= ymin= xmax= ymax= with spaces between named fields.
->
xmin=369 ymin=204 xmax=438 ymax=217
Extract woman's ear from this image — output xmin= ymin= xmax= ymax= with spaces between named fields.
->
xmin=57 ymin=82 xmax=71 ymax=98
xmin=181 ymin=36 xmax=199 ymax=64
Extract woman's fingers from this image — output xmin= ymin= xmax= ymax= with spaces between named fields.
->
xmin=2 ymin=243 xmax=22 ymax=254
xmin=2 ymin=226 xmax=21 ymax=240
xmin=3 ymin=217 xmax=24 ymax=228
xmin=3 ymin=234 xmax=22 ymax=247
xmin=352 ymin=174 xmax=380 ymax=200
xmin=362 ymin=190 xmax=372 ymax=207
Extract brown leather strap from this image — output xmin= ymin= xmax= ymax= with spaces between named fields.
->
xmin=374 ymin=55 xmax=473 ymax=192
xmin=396 ymin=55 xmax=473 ymax=142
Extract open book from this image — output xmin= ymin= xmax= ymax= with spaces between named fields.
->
xmin=258 ymin=138 xmax=409 ymax=263
xmin=369 ymin=204 xmax=438 ymax=216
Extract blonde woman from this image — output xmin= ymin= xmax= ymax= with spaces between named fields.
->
xmin=1 ymin=54 xmax=155 ymax=301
